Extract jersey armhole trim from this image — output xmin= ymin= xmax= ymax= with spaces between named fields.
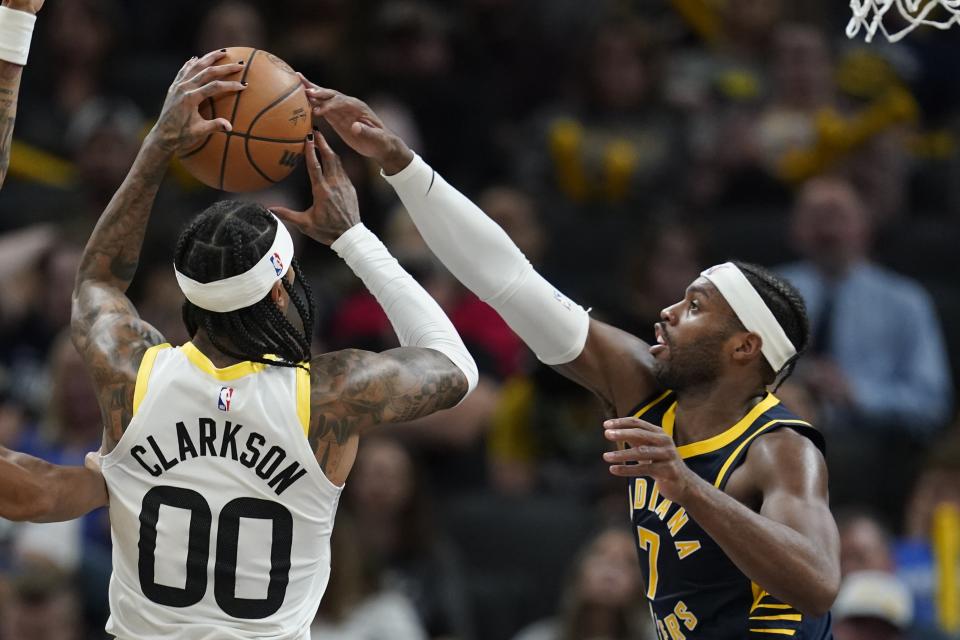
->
xmin=630 ymin=389 xmax=673 ymax=418
xmin=133 ymin=343 xmax=171 ymax=415
xmin=712 ymin=418 xmax=812 ymax=488
xmin=296 ymin=364 xmax=310 ymax=438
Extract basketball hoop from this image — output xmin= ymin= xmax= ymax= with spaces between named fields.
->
xmin=847 ymin=0 xmax=960 ymax=42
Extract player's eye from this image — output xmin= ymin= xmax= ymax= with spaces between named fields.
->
xmin=690 ymin=299 xmax=699 ymax=311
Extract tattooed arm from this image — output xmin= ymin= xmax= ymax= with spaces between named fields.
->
xmin=0 ymin=0 xmax=42 ymax=188
xmin=71 ymin=51 xmax=246 ymax=451
xmin=307 ymin=348 xmax=469 ymax=487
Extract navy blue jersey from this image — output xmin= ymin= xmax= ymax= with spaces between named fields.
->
xmin=625 ymin=391 xmax=832 ymax=639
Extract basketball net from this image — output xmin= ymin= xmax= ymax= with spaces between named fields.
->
xmin=847 ymin=0 xmax=960 ymax=42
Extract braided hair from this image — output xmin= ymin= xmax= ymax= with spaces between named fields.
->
xmin=173 ymin=201 xmax=315 ymax=368
xmin=730 ymin=261 xmax=810 ymax=389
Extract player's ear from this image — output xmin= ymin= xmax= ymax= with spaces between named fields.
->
xmin=731 ymin=332 xmax=763 ymax=364
xmin=270 ymin=280 xmax=288 ymax=311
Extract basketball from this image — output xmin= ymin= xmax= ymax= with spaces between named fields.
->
xmin=178 ymin=47 xmax=311 ymax=192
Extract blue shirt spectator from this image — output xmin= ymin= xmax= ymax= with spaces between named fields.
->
xmin=778 ymin=177 xmax=952 ymax=436
xmin=779 ymin=260 xmax=952 ymax=433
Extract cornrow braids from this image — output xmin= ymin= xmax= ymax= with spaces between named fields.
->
xmin=730 ymin=261 xmax=810 ymax=390
xmin=174 ymin=201 xmax=316 ymax=368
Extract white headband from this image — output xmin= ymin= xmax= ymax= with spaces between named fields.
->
xmin=700 ymin=262 xmax=797 ymax=372
xmin=174 ymin=214 xmax=294 ymax=313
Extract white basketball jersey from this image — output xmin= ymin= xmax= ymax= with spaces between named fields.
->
xmin=101 ymin=342 xmax=341 ymax=640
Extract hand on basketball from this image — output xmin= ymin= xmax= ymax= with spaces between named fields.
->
xmin=270 ymin=132 xmax=360 ymax=246
xmin=602 ymin=417 xmax=698 ymax=503
xmin=149 ymin=50 xmax=247 ymax=154
xmin=2 ymin=0 xmax=44 ymax=14
xmin=298 ymin=75 xmax=414 ymax=175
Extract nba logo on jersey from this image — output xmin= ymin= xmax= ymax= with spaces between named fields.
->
xmin=269 ymin=252 xmax=284 ymax=276
xmin=217 ymin=386 xmax=234 ymax=411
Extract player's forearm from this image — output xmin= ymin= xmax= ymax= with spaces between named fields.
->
xmin=0 ymin=448 xmax=107 ymax=522
xmin=0 ymin=1 xmax=40 ymax=187
xmin=75 ymin=135 xmax=172 ymax=293
xmin=382 ymin=154 xmax=588 ymax=366
xmin=680 ymin=476 xmax=838 ymax=615
xmin=0 ymin=61 xmax=22 ymax=187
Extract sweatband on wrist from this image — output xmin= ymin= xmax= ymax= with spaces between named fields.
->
xmin=383 ymin=154 xmax=590 ymax=365
xmin=174 ymin=213 xmax=294 ymax=313
xmin=331 ymin=223 xmax=479 ymax=395
xmin=0 ymin=6 xmax=36 ymax=66
xmin=701 ymin=262 xmax=797 ymax=372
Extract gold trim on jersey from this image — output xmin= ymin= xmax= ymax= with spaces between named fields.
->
xmin=296 ymin=364 xmax=310 ymax=438
xmin=748 ymin=582 xmax=802 ymax=636
xmin=620 ymin=390 xmax=674 ymax=453
xmin=661 ymin=393 xmax=781 ymax=459
xmin=632 ymin=390 xmax=674 ymax=418
xmin=133 ymin=343 xmax=171 ymax=415
xmin=713 ymin=418 xmax=812 ymax=487
xmin=181 ymin=342 xmax=268 ymax=381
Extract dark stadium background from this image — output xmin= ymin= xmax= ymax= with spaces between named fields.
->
xmin=0 ymin=1 xmax=959 ymax=638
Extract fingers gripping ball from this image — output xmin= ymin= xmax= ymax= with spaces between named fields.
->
xmin=178 ymin=47 xmax=311 ymax=192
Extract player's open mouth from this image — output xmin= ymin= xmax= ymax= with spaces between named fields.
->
xmin=650 ymin=323 xmax=669 ymax=357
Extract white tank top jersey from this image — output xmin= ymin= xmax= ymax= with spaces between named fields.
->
xmin=100 ymin=342 xmax=342 ymax=640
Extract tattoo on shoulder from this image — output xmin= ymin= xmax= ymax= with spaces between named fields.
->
xmin=71 ymin=286 xmax=165 ymax=447
xmin=305 ymin=348 xmax=467 ymax=472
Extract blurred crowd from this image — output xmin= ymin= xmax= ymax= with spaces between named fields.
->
xmin=1 ymin=0 xmax=960 ymax=638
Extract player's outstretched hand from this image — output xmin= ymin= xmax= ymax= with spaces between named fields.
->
xmin=270 ymin=132 xmax=360 ymax=246
xmin=602 ymin=417 xmax=698 ymax=503
xmin=150 ymin=50 xmax=247 ymax=154
xmin=2 ymin=0 xmax=45 ymax=14
xmin=298 ymin=74 xmax=414 ymax=175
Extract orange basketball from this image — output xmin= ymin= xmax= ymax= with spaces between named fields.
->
xmin=178 ymin=47 xmax=311 ymax=192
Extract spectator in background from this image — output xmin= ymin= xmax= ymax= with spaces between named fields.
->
xmin=779 ymin=176 xmax=952 ymax=520
xmin=273 ymin=0 xmax=353 ymax=86
xmin=312 ymin=515 xmax=428 ymax=640
xmin=666 ymin=0 xmax=784 ymax=114
xmin=836 ymin=508 xmax=896 ymax=576
xmin=690 ymin=23 xmax=838 ymax=209
xmin=612 ymin=218 xmax=704 ymax=343
xmin=365 ymin=1 xmax=495 ymax=189
xmin=195 ymin=0 xmax=266 ymax=53
xmin=511 ymin=526 xmax=656 ymax=640
xmin=0 ymin=236 xmax=80 ymax=415
xmin=66 ymin=97 xmax=145 ymax=222
xmin=895 ymin=431 xmax=960 ymax=634
xmin=519 ymin=18 xmax=683 ymax=211
xmin=514 ymin=16 xmax=687 ymax=302
xmin=0 ymin=563 xmax=84 ymax=640
xmin=833 ymin=571 xmax=915 ymax=640
xmin=16 ymin=0 xmax=120 ymax=153
xmin=340 ymin=436 xmax=474 ymax=640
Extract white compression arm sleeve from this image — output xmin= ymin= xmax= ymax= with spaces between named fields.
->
xmin=382 ymin=154 xmax=590 ymax=365
xmin=331 ymin=223 xmax=479 ymax=395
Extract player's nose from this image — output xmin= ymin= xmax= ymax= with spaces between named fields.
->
xmin=660 ymin=303 xmax=678 ymax=324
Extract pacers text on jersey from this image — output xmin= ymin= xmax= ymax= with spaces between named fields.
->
xmin=129 ymin=417 xmax=308 ymax=495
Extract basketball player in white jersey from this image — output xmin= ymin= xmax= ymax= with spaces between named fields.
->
xmin=67 ymin=52 xmax=477 ymax=640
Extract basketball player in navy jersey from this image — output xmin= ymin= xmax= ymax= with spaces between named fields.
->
xmin=306 ymin=83 xmax=841 ymax=639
